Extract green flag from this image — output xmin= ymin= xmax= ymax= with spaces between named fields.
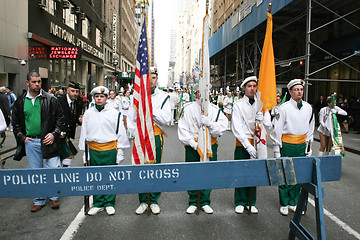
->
xmin=281 ymin=92 xmax=287 ymax=105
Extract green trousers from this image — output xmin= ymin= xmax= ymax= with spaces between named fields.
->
xmin=234 ymin=146 xmax=257 ymax=206
xmin=139 ymin=134 xmax=164 ymax=204
xmin=279 ymin=142 xmax=306 ymax=207
xmin=89 ymin=148 xmax=117 ymax=208
xmin=185 ymin=143 xmax=218 ymax=207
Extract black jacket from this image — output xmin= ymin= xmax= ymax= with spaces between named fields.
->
xmin=12 ymin=90 xmax=66 ymax=160
xmin=0 ymin=92 xmax=10 ymax=126
xmin=57 ymin=94 xmax=82 ymax=139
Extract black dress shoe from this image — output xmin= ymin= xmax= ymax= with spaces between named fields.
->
xmin=31 ymin=205 xmax=43 ymax=212
xmin=50 ymin=200 xmax=60 ymax=209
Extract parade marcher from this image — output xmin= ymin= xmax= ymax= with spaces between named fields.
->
xmin=12 ymin=71 xmax=65 ymax=212
xmin=223 ymin=90 xmax=233 ymax=130
xmin=270 ymin=95 xmax=282 ymax=124
xmin=217 ymin=90 xmax=224 ymax=111
xmin=317 ymin=96 xmax=347 ymax=156
xmin=135 ymin=67 xmax=171 ymax=215
xmin=183 ymin=88 xmax=190 ymax=103
xmin=119 ymin=89 xmax=132 ymax=132
xmin=168 ymin=87 xmax=179 ymax=126
xmin=107 ymin=89 xmax=121 ymax=111
xmin=270 ymin=79 xmax=314 ymax=216
xmin=178 ymin=84 xmax=227 ymax=214
xmin=78 ymin=86 xmax=130 ymax=216
xmin=231 ymin=76 xmax=271 ymax=214
xmin=58 ymin=81 xmax=82 ymax=167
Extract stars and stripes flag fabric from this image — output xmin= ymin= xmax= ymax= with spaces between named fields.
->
xmin=132 ymin=18 xmax=156 ymax=165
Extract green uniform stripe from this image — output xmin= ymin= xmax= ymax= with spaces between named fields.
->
xmin=161 ymin=95 xmax=170 ymax=109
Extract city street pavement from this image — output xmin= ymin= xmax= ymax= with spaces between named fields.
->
xmin=0 ymin=125 xmax=359 ymax=240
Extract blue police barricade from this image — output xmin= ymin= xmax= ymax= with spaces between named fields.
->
xmin=0 ymin=156 xmax=341 ymax=240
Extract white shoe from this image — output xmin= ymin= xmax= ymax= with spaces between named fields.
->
xmin=150 ymin=204 xmax=160 ymax=215
xmin=186 ymin=205 xmax=197 ymax=214
xmin=280 ymin=206 xmax=289 ymax=216
xmin=105 ymin=206 xmax=115 ymax=215
xmin=288 ymin=205 xmax=296 ymax=212
xmin=289 ymin=205 xmax=305 ymax=215
xmin=87 ymin=207 xmax=104 ymax=216
xmin=201 ymin=205 xmax=214 ymax=214
xmin=246 ymin=206 xmax=258 ymax=214
xmin=135 ymin=203 xmax=148 ymax=215
xmin=235 ymin=205 xmax=244 ymax=214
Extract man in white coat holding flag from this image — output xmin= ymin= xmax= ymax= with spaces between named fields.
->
xmin=178 ymin=84 xmax=227 ymax=214
xmin=231 ymin=76 xmax=271 ymax=214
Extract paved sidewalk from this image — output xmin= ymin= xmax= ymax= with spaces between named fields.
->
xmin=313 ymin=129 xmax=360 ymax=154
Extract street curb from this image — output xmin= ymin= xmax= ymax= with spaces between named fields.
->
xmin=314 ymin=138 xmax=360 ymax=155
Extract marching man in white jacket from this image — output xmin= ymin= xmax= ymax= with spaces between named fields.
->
xmin=270 ymin=79 xmax=314 ymax=216
xmin=178 ymin=84 xmax=228 ymax=214
xmin=79 ymin=86 xmax=130 ymax=216
xmin=231 ymin=76 xmax=271 ymax=214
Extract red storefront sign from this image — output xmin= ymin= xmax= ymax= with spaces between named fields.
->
xmin=49 ymin=46 xmax=80 ymax=59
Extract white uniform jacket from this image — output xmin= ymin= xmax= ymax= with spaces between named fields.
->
xmin=270 ymin=98 xmax=315 ymax=152
xmin=223 ymin=96 xmax=233 ymax=114
xmin=317 ymin=106 xmax=347 ymax=136
xmin=107 ymin=98 xmax=121 ymax=111
xmin=231 ymin=95 xmax=257 ymax=149
xmin=151 ymin=87 xmax=171 ymax=127
xmin=178 ymin=100 xmax=228 ymax=147
xmin=169 ymin=92 xmax=179 ymax=110
xmin=78 ymin=104 xmax=130 ymax=151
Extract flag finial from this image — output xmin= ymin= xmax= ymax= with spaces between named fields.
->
xmin=268 ymin=0 xmax=272 ymax=13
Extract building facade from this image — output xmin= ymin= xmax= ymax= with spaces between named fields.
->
xmin=28 ymin=0 xmax=105 ymax=94
xmin=0 ymin=0 xmax=28 ymax=96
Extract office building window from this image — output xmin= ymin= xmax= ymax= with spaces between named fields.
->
xmin=63 ymin=3 xmax=76 ymax=29
xmin=96 ymin=28 xmax=102 ymax=48
xmin=45 ymin=0 xmax=56 ymax=15
xmin=82 ymin=18 xmax=91 ymax=39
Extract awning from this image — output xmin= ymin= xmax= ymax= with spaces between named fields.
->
xmin=117 ymin=72 xmax=135 ymax=80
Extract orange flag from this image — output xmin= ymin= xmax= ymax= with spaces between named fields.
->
xmin=258 ymin=12 xmax=277 ymax=112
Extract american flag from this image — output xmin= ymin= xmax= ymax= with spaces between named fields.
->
xmin=132 ymin=18 xmax=156 ymax=165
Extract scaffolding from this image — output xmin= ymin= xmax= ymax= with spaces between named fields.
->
xmin=210 ymin=0 xmax=360 ymax=102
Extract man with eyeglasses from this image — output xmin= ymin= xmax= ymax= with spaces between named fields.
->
xmin=270 ymin=79 xmax=315 ymax=216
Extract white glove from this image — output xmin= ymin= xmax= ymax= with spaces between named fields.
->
xmin=306 ymin=141 xmax=312 ymax=156
xmin=117 ymin=149 xmax=124 ymax=164
xmin=82 ymin=152 xmax=90 ymax=164
xmin=189 ymin=139 xmax=198 ymax=151
xmin=274 ymin=152 xmax=281 ymax=158
xmin=306 ymin=148 xmax=312 ymax=157
xmin=331 ymin=109 xmax=337 ymax=114
xmin=246 ymin=145 xmax=258 ymax=159
xmin=255 ymin=112 xmax=264 ymax=121
xmin=334 ymin=150 xmax=341 ymax=156
xmin=200 ymin=115 xmax=211 ymax=127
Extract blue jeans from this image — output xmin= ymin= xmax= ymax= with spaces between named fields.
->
xmin=25 ymin=138 xmax=60 ymax=205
